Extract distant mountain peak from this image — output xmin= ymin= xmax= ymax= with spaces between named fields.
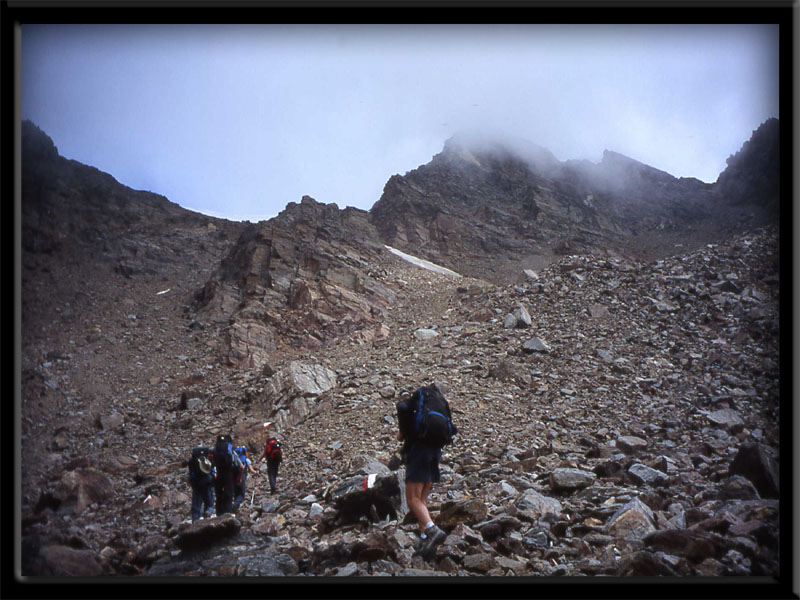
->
xmin=441 ymin=131 xmax=560 ymax=173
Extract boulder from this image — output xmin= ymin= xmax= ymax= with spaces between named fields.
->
xmin=515 ymin=488 xmax=563 ymax=516
xmin=349 ymin=455 xmax=392 ymax=477
xmin=351 ymin=532 xmax=397 ymax=563
xmin=53 ymin=468 xmax=114 ymax=514
xmin=174 ymin=513 xmax=242 ymax=551
xmin=523 ymin=269 xmax=539 ymax=281
xmin=437 ymin=499 xmax=489 ymax=529
xmin=616 ymin=550 xmax=679 ymax=576
xmin=513 ymin=304 xmax=532 ymax=328
xmin=237 ymin=553 xmax=299 ymax=576
xmin=717 ymin=475 xmax=760 ymax=501
xmin=643 ymin=528 xmax=731 ymax=563
xmin=272 ymin=361 xmax=338 ymax=397
xmin=251 ymin=513 xmax=286 ymax=537
xmin=615 ymin=436 xmax=648 ymax=453
xmin=627 ymin=463 xmax=667 ymax=487
xmin=729 ymin=443 xmax=779 ymax=499
xmin=462 ymin=552 xmax=499 ymax=573
xmin=593 ymin=459 xmax=624 ymax=478
xmin=522 ymin=337 xmax=551 ymax=353
xmin=707 ymin=408 xmax=744 ymax=432
xmin=414 ymin=328 xmax=440 ymax=342
xmin=37 ymin=544 xmax=105 ymax=576
xmin=549 ymin=468 xmax=596 ymax=492
xmin=607 ymin=497 xmax=656 ymax=539
xmin=258 ymin=361 xmax=338 ymax=432
xmin=96 ymin=412 xmax=124 ymax=432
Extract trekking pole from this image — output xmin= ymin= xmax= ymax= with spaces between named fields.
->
xmin=250 ymin=469 xmax=258 ymax=507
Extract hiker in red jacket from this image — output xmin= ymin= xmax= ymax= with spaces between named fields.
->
xmin=258 ymin=422 xmax=283 ymax=495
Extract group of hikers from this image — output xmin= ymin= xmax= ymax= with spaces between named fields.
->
xmin=186 ymin=382 xmax=458 ymax=559
xmin=187 ymin=422 xmax=283 ymax=522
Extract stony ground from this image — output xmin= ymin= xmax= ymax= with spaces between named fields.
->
xmin=19 ymin=223 xmax=782 ymax=579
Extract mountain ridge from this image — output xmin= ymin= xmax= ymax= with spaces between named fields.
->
xmin=18 ymin=118 xmax=782 ymax=579
xmin=369 ymin=118 xmax=778 ymax=284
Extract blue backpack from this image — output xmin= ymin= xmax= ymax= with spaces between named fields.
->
xmin=234 ymin=446 xmax=249 ymax=470
xmin=412 ymin=385 xmax=455 ymax=448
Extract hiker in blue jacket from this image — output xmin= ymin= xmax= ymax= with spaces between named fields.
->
xmin=232 ymin=446 xmax=259 ymax=512
xmin=396 ymin=383 xmax=458 ymax=559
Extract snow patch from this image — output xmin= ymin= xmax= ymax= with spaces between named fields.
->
xmin=384 ymin=246 xmax=462 ymax=278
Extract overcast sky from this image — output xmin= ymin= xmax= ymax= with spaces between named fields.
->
xmin=21 ymin=24 xmax=779 ymax=222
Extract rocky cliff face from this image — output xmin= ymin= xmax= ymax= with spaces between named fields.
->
xmin=18 ymin=119 xmax=783 ymax=581
xmin=192 ymin=195 xmax=398 ymax=370
xmin=714 ymin=118 xmax=780 ymax=212
xmin=369 ymin=120 xmax=779 ymax=284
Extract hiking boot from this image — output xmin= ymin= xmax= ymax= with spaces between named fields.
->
xmin=415 ymin=525 xmax=447 ymax=559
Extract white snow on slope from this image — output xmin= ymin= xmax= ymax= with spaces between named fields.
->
xmin=384 ymin=246 xmax=462 ymax=278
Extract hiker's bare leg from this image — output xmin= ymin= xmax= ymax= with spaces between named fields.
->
xmin=420 ymin=482 xmax=432 ymax=507
xmin=406 ymin=481 xmax=433 ymax=534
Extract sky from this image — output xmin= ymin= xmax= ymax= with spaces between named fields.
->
xmin=21 ymin=23 xmax=780 ymax=223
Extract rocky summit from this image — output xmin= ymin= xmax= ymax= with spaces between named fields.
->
xmin=18 ymin=119 xmax=784 ymax=582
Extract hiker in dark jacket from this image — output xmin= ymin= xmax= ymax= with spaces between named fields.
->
xmin=396 ymin=383 xmax=458 ymax=559
xmin=232 ymin=446 xmax=258 ymax=512
xmin=188 ymin=446 xmax=215 ymax=522
xmin=212 ymin=434 xmax=237 ymax=516
xmin=257 ymin=422 xmax=283 ymax=495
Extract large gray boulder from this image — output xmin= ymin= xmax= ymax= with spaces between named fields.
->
xmin=514 ymin=488 xmax=563 ymax=516
xmin=549 ymin=468 xmax=596 ymax=492
xmin=522 ymin=337 xmax=551 ymax=353
xmin=627 ymin=463 xmax=667 ymax=487
xmin=257 ymin=361 xmax=338 ymax=431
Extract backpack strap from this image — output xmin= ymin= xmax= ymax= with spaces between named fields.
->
xmin=414 ymin=388 xmax=425 ymax=433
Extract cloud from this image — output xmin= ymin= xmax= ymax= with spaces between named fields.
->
xmin=21 ymin=23 xmax=779 ymax=218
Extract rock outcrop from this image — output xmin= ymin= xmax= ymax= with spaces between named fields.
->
xmin=193 ymin=196 xmax=398 ymax=367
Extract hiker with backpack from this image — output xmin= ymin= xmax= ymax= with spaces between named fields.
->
xmin=211 ymin=434 xmax=238 ymax=516
xmin=232 ymin=445 xmax=258 ymax=512
xmin=187 ymin=445 xmax=215 ymax=522
xmin=257 ymin=422 xmax=283 ymax=495
xmin=396 ymin=383 xmax=458 ymax=559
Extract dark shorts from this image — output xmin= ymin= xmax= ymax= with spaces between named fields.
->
xmin=404 ymin=441 xmax=442 ymax=483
